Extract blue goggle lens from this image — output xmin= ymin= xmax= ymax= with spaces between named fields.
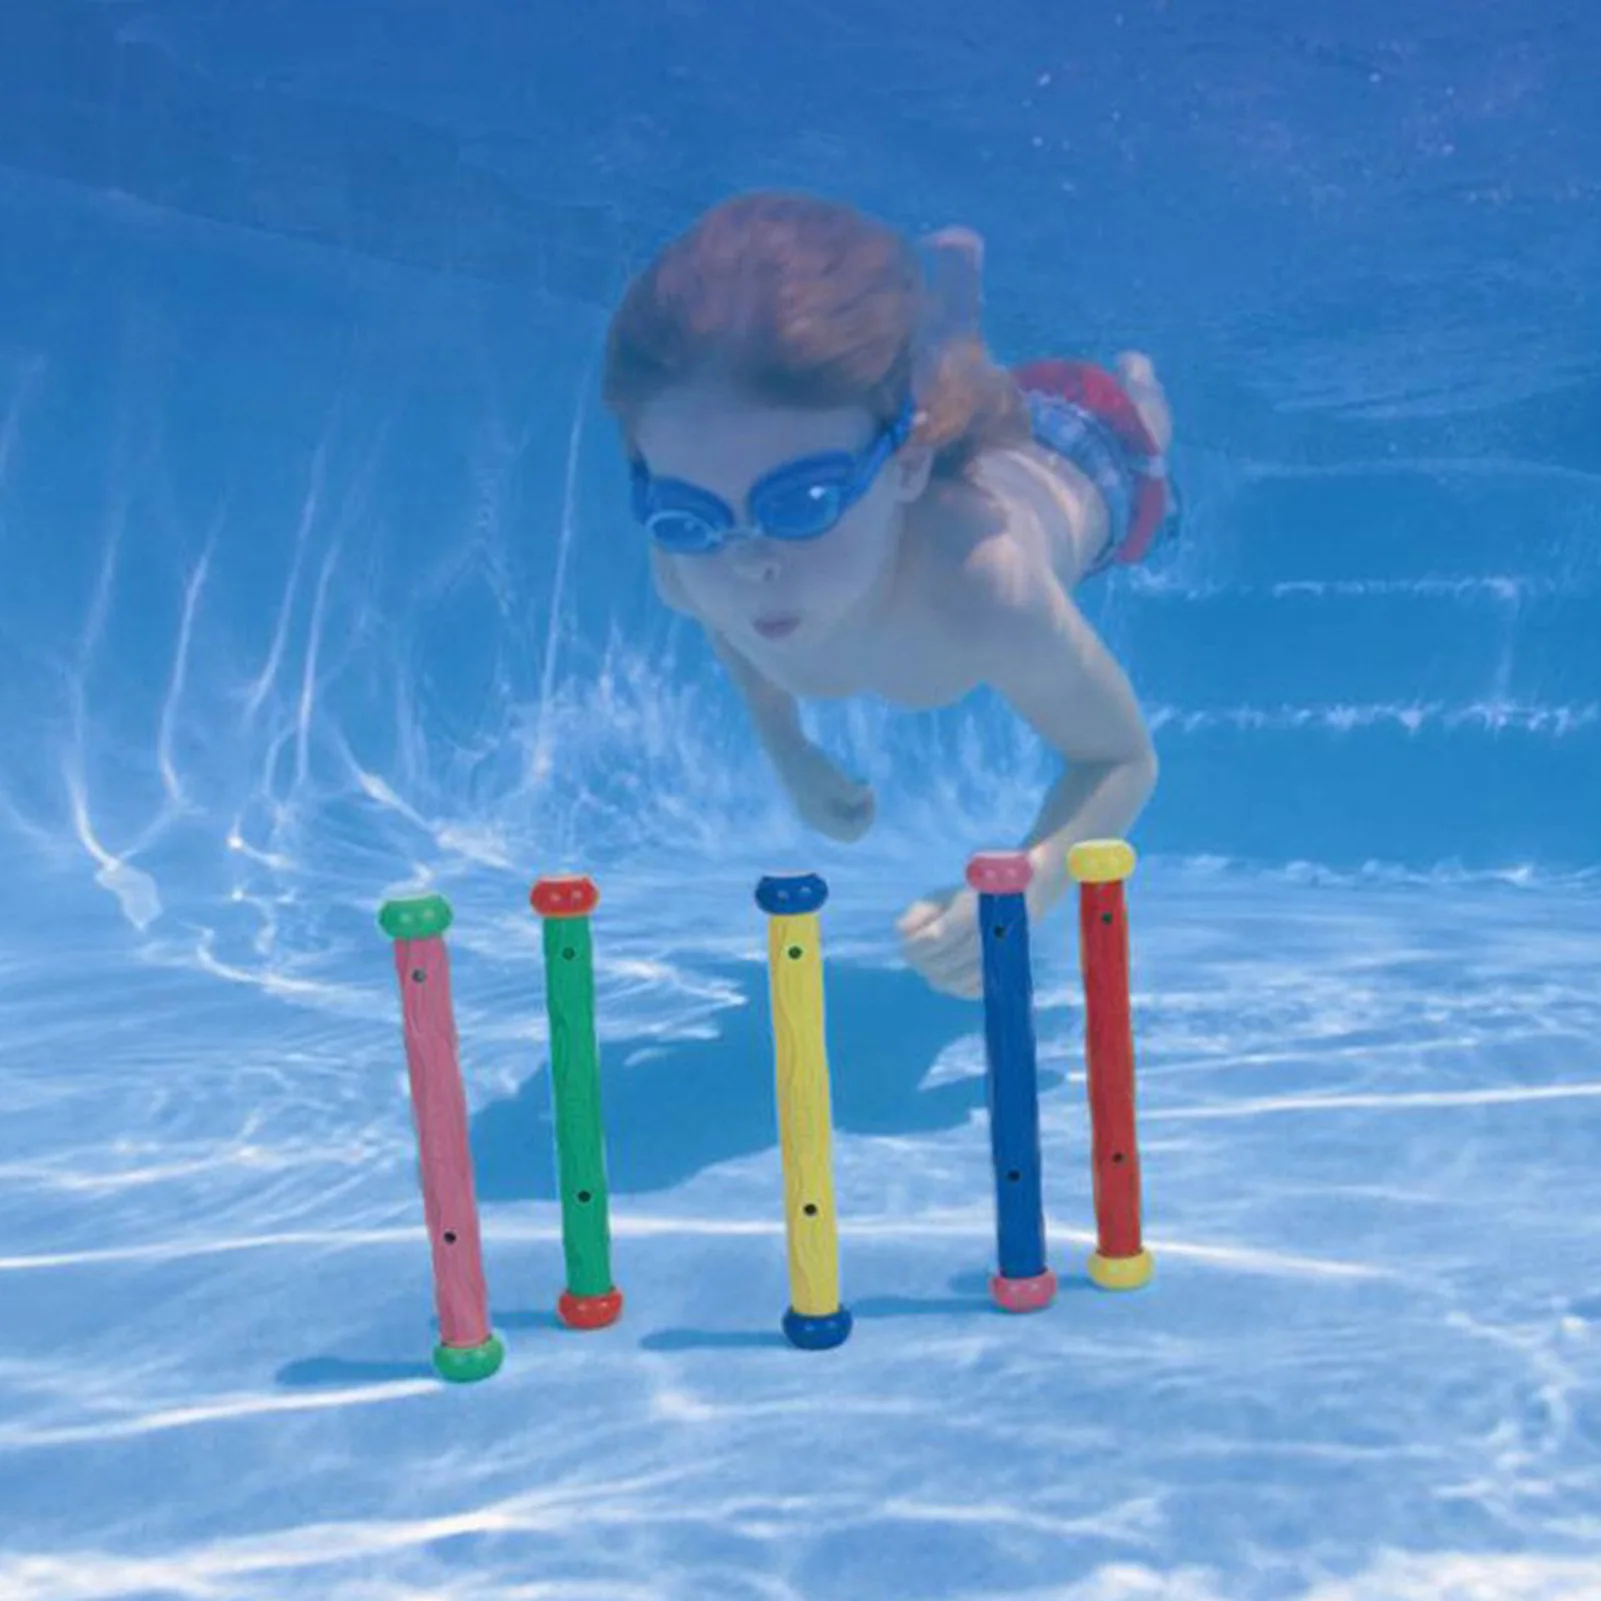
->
xmin=646 ymin=509 xmax=724 ymax=553
xmin=635 ymin=472 xmax=734 ymax=553
xmin=750 ymin=473 xmax=848 ymax=540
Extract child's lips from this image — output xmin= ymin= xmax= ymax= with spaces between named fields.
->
xmin=754 ymin=613 xmax=800 ymax=639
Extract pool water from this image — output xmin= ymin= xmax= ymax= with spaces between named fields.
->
xmin=1 ymin=2 xmax=1597 ymax=1597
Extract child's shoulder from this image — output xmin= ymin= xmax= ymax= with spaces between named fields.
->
xmin=908 ymin=466 xmax=1077 ymax=639
xmin=914 ymin=437 xmax=1107 ymax=612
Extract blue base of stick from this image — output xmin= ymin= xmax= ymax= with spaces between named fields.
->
xmin=782 ymin=1305 xmax=853 ymax=1350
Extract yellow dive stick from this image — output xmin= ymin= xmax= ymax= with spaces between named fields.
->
xmin=755 ymin=872 xmax=852 ymax=1350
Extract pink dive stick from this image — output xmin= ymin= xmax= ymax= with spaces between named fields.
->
xmin=380 ymin=893 xmax=505 ymax=1382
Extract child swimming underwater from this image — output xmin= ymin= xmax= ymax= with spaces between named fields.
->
xmin=602 ymin=192 xmax=1176 ymax=999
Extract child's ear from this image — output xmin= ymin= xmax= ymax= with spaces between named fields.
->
xmin=893 ymin=441 xmax=934 ymax=502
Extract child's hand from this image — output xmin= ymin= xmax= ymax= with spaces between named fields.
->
xmin=776 ymin=741 xmax=875 ymax=843
xmin=896 ymin=883 xmax=984 ymax=999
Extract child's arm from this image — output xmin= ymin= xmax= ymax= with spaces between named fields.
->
xmin=707 ymin=630 xmax=876 ymax=843
xmin=650 ymin=549 xmax=870 ymax=838
xmin=706 ymin=628 xmax=807 ymax=765
xmin=991 ymin=574 xmax=1158 ymax=909
xmin=898 ymin=556 xmax=1156 ymax=995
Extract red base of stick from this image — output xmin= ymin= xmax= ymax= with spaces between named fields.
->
xmin=558 ymin=1287 xmax=624 ymax=1330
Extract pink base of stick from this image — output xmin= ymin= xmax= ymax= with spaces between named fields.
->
xmin=990 ymin=1269 xmax=1058 ymax=1313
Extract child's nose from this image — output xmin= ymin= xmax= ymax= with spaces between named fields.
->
xmin=730 ymin=536 xmax=782 ymax=582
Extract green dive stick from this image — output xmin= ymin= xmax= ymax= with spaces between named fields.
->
xmin=529 ymin=874 xmax=623 ymax=1330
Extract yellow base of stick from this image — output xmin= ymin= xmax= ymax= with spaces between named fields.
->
xmin=1066 ymin=839 xmax=1137 ymax=885
xmin=1087 ymin=1249 xmax=1154 ymax=1291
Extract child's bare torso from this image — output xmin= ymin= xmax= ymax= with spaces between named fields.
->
xmin=732 ymin=441 xmax=1109 ymax=708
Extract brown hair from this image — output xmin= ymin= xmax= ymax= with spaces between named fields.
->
xmin=602 ymin=191 xmax=1028 ymax=481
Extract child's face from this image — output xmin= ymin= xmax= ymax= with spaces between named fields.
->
xmin=633 ymin=383 xmax=916 ymax=650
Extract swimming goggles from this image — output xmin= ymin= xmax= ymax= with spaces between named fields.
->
xmin=630 ymin=397 xmax=916 ymax=555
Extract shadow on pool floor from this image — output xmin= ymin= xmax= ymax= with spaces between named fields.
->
xmin=471 ymin=958 xmax=1068 ymax=1202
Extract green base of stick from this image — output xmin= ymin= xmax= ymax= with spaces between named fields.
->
xmin=379 ymin=893 xmax=453 ymax=940
xmin=432 ymin=1334 xmax=505 ymax=1383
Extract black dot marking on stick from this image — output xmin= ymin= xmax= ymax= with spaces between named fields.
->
xmin=443 ymin=1231 xmax=457 ymax=1244
xmin=803 ymin=1203 xmax=818 ymax=1216
xmin=411 ymin=968 xmax=426 ymax=983
xmin=993 ymin=925 xmax=1007 ymax=938
xmin=1113 ymin=1153 xmax=1126 ymax=1164
xmin=578 ymin=1190 xmax=593 ymax=1203
xmin=1100 ymin=912 xmax=1113 ymax=925
xmin=1006 ymin=1169 xmax=1022 ymax=1182
xmin=562 ymin=947 xmax=576 ymax=960
xmin=787 ymin=945 xmax=804 ymax=960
